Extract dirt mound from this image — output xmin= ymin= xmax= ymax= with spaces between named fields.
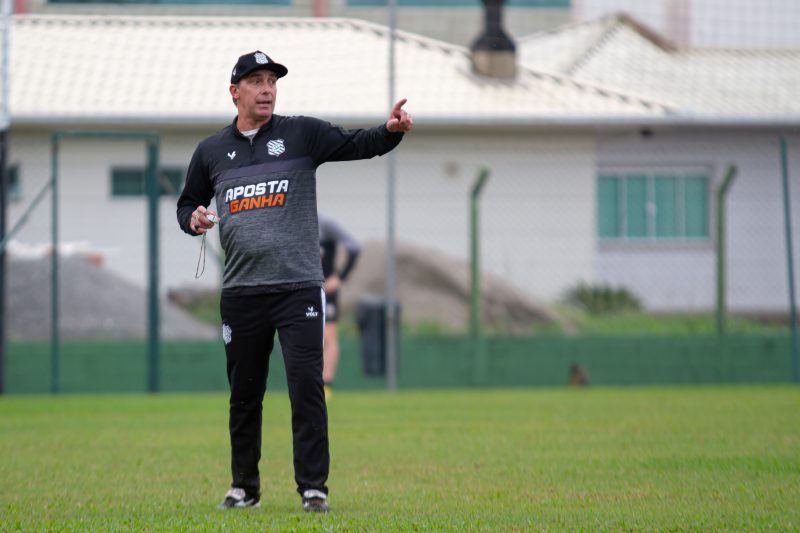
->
xmin=341 ymin=241 xmax=557 ymax=332
xmin=5 ymin=256 xmax=217 ymax=341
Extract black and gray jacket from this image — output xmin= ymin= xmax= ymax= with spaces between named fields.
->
xmin=177 ymin=115 xmax=403 ymax=293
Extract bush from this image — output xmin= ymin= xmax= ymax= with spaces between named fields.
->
xmin=563 ymin=283 xmax=642 ymax=315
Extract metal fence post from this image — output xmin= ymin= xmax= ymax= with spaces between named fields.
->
xmin=146 ymin=137 xmax=160 ymax=393
xmin=780 ymin=136 xmax=799 ymax=383
xmin=50 ymin=132 xmax=60 ymax=393
xmin=470 ymin=168 xmax=490 ymax=386
xmin=715 ymin=165 xmax=736 ymax=336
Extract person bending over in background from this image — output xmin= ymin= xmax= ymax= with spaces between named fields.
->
xmin=318 ymin=212 xmax=361 ymax=399
xmin=176 ymin=50 xmax=412 ymax=513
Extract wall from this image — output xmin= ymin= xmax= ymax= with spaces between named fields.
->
xmin=596 ymin=129 xmax=800 ymax=313
xmin=8 ymin=127 xmax=597 ymax=306
xmin=315 ymin=129 xmax=597 ymax=303
xmin=10 ymin=126 xmax=798 ymax=313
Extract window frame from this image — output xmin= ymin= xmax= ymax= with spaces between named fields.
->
xmin=111 ymin=166 xmax=186 ymax=198
xmin=597 ymin=166 xmax=712 ymax=246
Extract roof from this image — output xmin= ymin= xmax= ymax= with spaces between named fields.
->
xmin=4 ymin=14 xmax=669 ymax=127
xmin=518 ymin=13 xmax=800 ymax=118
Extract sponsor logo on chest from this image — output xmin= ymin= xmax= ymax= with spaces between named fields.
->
xmin=224 ymin=179 xmax=289 ymax=214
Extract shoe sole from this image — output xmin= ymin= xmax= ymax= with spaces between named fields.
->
xmin=218 ymin=500 xmax=261 ymax=509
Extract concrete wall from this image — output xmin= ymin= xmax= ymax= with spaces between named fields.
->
xmin=7 ymin=127 xmax=597 ymax=306
xmin=318 ymin=129 xmax=597 ymax=304
xmin=10 ymin=125 xmax=796 ymax=313
xmin=6 ymin=130 xmax=215 ymax=291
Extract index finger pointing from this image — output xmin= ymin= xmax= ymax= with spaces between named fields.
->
xmin=392 ymin=98 xmax=408 ymax=114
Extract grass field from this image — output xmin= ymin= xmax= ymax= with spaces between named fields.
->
xmin=1 ymin=386 xmax=798 ymax=531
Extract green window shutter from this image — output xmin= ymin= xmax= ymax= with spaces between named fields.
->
xmin=112 ymin=168 xmax=145 ymax=196
xmin=685 ymin=175 xmax=709 ymax=238
xmin=655 ymin=175 xmax=677 ymax=238
xmin=625 ymin=175 xmax=648 ymax=238
xmin=598 ymin=175 xmax=620 ymax=238
xmin=112 ymin=167 xmax=185 ymax=197
xmin=597 ymin=170 xmax=709 ymax=243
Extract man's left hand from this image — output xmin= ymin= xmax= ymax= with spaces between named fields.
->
xmin=386 ymin=98 xmax=414 ymax=133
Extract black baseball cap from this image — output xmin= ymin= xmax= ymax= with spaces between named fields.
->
xmin=230 ymin=50 xmax=288 ymax=83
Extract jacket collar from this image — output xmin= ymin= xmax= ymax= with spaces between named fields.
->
xmin=231 ymin=115 xmax=278 ymax=139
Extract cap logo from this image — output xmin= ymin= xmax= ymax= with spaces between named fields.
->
xmin=254 ymin=52 xmax=269 ymax=64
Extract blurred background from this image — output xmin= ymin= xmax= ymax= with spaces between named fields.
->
xmin=1 ymin=0 xmax=799 ymax=393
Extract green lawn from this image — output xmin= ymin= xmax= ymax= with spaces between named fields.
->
xmin=1 ymin=386 xmax=798 ymax=531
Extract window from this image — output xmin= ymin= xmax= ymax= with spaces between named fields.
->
xmin=347 ymin=0 xmax=569 ymax=6
xmin=5 ymin=165 xmax=20 ymax=202
xmin=111 ymin=167 xmax=185 ymax=197
xmin=598 ymin=170 xmax=710 ymax=242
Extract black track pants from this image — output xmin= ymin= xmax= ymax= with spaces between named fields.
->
xmin=220 ymin=286 xmax=328 ymax=497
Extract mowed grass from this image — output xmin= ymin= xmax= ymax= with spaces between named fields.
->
xmin=1 ymin=386 xmax=798 ymax=531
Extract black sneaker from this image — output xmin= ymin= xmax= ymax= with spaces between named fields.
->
xmin=302 ymin=489 xmax=329 ymax=513
xmin=217 ymin=487 xmax=260 ymax=509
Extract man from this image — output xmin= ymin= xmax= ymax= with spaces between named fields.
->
xmin=318 ymin=212 xmax=361 ymax=399
xmin=176 ymin=50 xmax=412 ymax=513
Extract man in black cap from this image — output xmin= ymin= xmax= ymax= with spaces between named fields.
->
xmin=177 ymin=50 xmax=412 ymax=513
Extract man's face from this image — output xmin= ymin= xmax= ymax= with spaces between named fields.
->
xmin=230 ymin=69 xmax=278 ymax=125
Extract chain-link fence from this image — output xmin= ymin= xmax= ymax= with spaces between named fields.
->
xmin=2 ymin=0 xmax=799 ymax=392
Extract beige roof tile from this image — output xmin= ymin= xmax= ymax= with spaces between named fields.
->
xmin=518 ymin=13 xmax=800 ymax=117
xmin=4 ymin=14 xmax=668 ymax=125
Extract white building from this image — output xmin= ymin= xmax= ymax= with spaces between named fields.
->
xmin=574 ymin=0 xmax=800 ymax=49
xmin=3 ymin=13 xmax=799 ymax=315
xmin=518 ymin=13 xmax=800 ymax=312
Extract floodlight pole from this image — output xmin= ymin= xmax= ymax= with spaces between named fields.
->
xmin=385 ymin=0 xmax=398 ymax=391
